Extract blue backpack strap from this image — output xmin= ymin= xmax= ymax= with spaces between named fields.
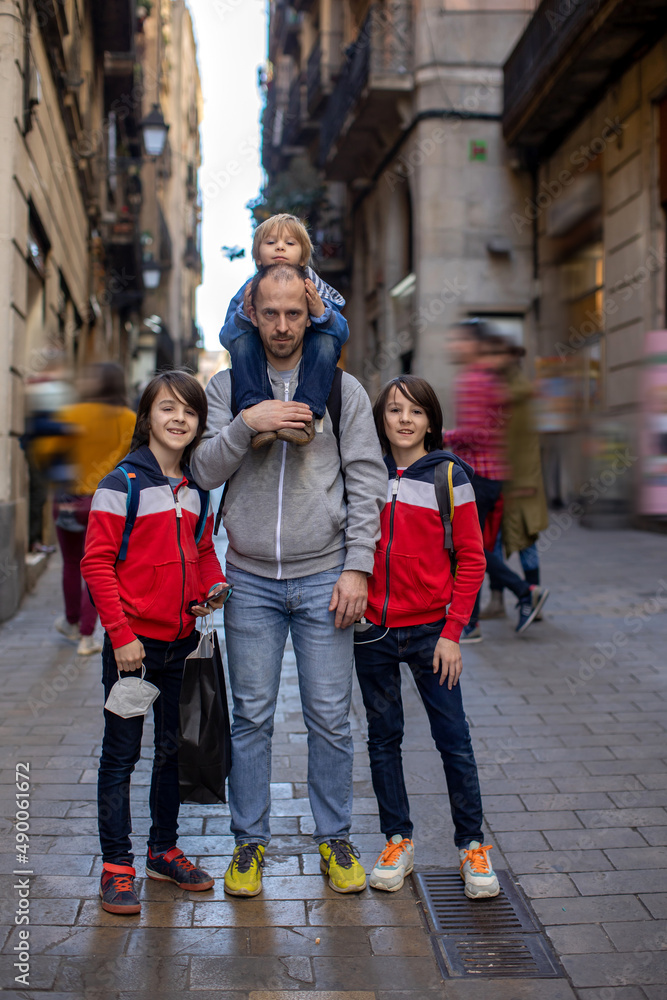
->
xmin=116 ymin=463 xmax=139 ymax=562
xmin=194 ymin=485 xmax=210 ymax=545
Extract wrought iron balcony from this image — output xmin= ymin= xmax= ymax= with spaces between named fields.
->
xmin=504 ymin=0 xmax=667 ymax=156
xmin=319 ymin=1 xmax=413 ymax=179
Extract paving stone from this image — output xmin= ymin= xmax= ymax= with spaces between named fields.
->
xmin=249 ymin=925 xmax=372 ymax=957
xmin=311 ymin=956 xmax=442 ymax=992
xmin=54 ymin=954 xmax=190 ymax=993
xmin=193 ymin=900 xmax=306 ymax=927
xmin=576 ymin=989 xmax=650 ymax=1000
xmin=639 ymin=894 xmax=667 ymax=918
xmin=517 ymin=873 xmax=579 ymax=897
xmin=603 ymin=920 xmax=667 ymax=952
xmin=191 ymin=955 xmax=315 ymax=990
xmin=307 ymin=899 xmax=422 ymax=927
xmin=545 ymin=922 xmax=614 ymax=954
xmin=375 ymin=982 xmax=576 ymax=1000
xmin=126 ymin=926 xmax=249 ymax=956
xmin=604 ymin=847 xmax=667 ymax=869
xmin=0 ymin=955 xmax=61 ymax=991
xmin=504 ymin=848 xmax=613 ymax=874
xmin=368 ymin=926 xmax=432 ymax=957
xmin=533 ymin=895 xmax=652 ymax=924
xmin=542 ymin=828 xmax=648 ymax=850
xmin=562 ymin=951 xmax=667 ymax=988
xmin=571 ymin=870 xmax=667 ymax=895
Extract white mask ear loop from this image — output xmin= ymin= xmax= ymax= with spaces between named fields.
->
xmin=117 ymin=663 xmax=145 ymax=682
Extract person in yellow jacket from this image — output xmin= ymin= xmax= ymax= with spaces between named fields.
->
xmin=35 ymin=364 xmax=136 ymax=654
xmin=482 ymin=346 xmax=549 ymax=620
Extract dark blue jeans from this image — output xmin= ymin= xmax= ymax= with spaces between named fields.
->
xmin=97 ymin=629 xmax=199 ymax=865
xmin=229 ymin=328 xmax=341 ymax=417
xmin=470 ymin=474 xmax=530 ymax=625
xmin=354 ymin=619 xmax=484 ymax=848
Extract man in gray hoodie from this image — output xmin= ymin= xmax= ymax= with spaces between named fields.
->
xmin=191 ymin=263 xmax=386 ymax=897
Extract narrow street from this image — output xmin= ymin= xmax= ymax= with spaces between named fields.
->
xmin=1 ymin=518 xmax=666 ymax=999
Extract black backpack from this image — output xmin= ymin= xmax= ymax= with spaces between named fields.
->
xmin=434 ymin=460 xmax=457 ymax=570
xmin=214 ymin=367 xmax=344 ymax=536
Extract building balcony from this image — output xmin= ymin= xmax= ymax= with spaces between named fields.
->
xmin=318 ymin=1 xmax=413 ymax=181
xmin=282 ymin=74 xmax=319 ymax=149
xmin=270 ymin=2 xmax=302 ymax=61
xmin=93 ymin=0 xmax=137 ymax=56
xmin=503 ymin=0 xmax=667 ymax=156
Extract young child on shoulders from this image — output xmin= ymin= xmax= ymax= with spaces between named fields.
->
xmin=81 ymin=370 xmax=230 ymax=916
xmin=219 ymin=213 xmax=348 ymax=448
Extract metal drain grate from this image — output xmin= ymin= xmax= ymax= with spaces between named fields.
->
xmin=413 ymin=870 xmax=564 ymax=979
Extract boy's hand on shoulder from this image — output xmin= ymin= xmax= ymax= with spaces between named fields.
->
xmin=433 ymin=637 xmax=462 ymax=689
xmin=115 ymin=638 xmax=146 ymax=673
xmin=305 ymin=278 xmax=325 ymax=318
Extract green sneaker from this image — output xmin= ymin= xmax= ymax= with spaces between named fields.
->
xmin=224 ymin=842 xmax=265 ymax=896
xmin=319 ymin=839 xmax=367 ymax=893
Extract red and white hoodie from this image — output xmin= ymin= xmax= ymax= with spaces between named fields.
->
xmin=365 ymin=451 xmax=486 ymax=643
xmin=81 ymin=445 xmax=225 ymax=649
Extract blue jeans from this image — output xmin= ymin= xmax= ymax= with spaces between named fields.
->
xmin=470 ymin=474 xmax=530 ymax=625
xmin=223 ymin=563 xmax=354 ymax=844
xmin=489 ymin=532 xmax=540 ymax=590
xmin=354 ymin=619 xmax=484 ymax=848
xmin=228 ymin=328 xmax=341 ymax=417
xmin=97 ymin=629 xmax=199 ymax=865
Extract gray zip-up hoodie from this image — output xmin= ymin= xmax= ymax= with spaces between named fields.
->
xmin=190 ymin=362 xmax=386 ymax=580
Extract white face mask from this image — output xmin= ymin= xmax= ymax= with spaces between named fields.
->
xmin=104 ymin=665 xmax=160 ymax=719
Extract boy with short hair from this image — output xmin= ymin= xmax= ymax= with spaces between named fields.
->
xmin=219 ymin=213 xmax=348 ymax=448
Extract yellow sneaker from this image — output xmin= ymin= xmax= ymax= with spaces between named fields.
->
xmin=224 ymin=842 xmax=265 ymax=896
xmin=319 ymin=839 xmax=367 ymax=893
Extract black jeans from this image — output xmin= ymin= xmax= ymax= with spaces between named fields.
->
xmin=354 ymin=619 xmax=484 ymax=848
xmin=470 ymin=474 xmax=530 ymax=625
xmin=97 ymin=629 xmax=199 ymax=865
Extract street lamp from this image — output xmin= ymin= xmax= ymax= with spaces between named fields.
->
xmin=140 ymin=103 xmax=169 ymax=157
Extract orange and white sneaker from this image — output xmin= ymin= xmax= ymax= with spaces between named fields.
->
xmin=369 ymin=834 xmax=414 ymax=891
xmin=459 ymin=841 xmax=499 ymax=899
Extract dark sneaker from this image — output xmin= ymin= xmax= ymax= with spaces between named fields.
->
xmin=145 ymin=847 xmax=214 ymax=891
xmin=224 ymin=842 xmax=265 ymax=896
xmin=460 ymin=623 xmax=483 ymax=644
xmin=319 ymin=839 xmax=367 ymax=893
xmin=516 ymin=587 xmax=549 ymax=635
xmin=99 ymin=863 xmax=141 ymax=914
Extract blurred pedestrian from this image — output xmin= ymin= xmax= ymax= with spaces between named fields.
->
xmin=36 ymin=364 xmax=136 ymax=655
xmin=482 ymin=345 xmax=549 ymax=619
xmin=443 ymin=321 xmax=548 ymax=640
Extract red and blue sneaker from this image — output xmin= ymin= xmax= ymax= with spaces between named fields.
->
xmin=99 ymin=863 xmax=141 ymax=915
xmin=145 ymin=847 xmax=214 ymax=891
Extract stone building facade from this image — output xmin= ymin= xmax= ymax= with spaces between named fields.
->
xmin=0 ymin=0 xmax=202 ymax=620
xmin=263 ymin=0 xmax=667 ymax=513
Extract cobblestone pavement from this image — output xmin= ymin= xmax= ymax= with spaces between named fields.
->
xmin=0 ymin=518 xmax=666 ymax=999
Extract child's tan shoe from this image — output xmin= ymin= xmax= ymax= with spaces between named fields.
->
xmin=251 ymin=431 xmax=278 ymax=450
xmin=277 ymin=421 xmax=315 ymax=446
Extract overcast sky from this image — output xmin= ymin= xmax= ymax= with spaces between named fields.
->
xmin=187 ymin=0 xmax=266 ymax=351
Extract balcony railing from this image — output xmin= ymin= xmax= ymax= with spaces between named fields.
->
xmin=319 ymin=1 xmax=413 ymax=170
xmin=282 ymin=75 xmax=304 ymax=147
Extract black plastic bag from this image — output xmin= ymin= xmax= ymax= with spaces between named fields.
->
xmin=178 ymin=624 xmax=231 ymax=804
